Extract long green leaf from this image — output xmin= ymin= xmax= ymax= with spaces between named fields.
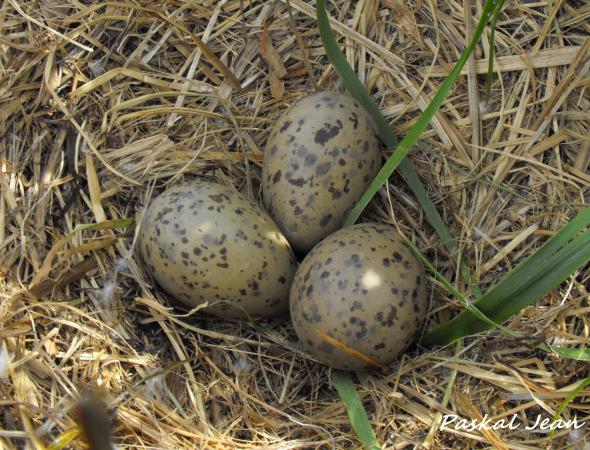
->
xmin=316 ymin=0 xmax=486 ymax=296
xmin=549 ymin=374 xmax=590 ymax=440
xmin=422 ymin=224 xmax=590 ymax=345
xmin=316 ymin=0 xmax=505 ymax=446
xmin=401 ymin=234 xmax=516 ymax=336
xmin=540 ymin=344 xmax=590 ymax=362
xmin=423 ymin=205 xmax=590 ymax=344
xmin=468 ymin=205 xmax=590 ymax=311
xmin=332 ymin=371 xmax=381 ymax=450
xmin=341 ymin=0 xmax=504 ymax=226
xmin=316 ymin=1 xmax=504 ymax=447
xmin=410 ymin=220 xmax=590 ymax=354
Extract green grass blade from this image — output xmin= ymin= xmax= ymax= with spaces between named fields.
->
xmin=340 ymin=0 xmax=504 ymax=226
xmin=402 ymin=234 xmax=514 ymax=335
xmin=316 ymin=1 xmax=503 ymax=445
xmin=411 ymin=217 xmax=590 ymax=357
xmin=481 ymin=233 xmax=590 ymax=313
xmin=399 ymin=160 xmax=482 ymax=296
xmin=473 ymin=205 xmax=590 ymax=309
xmin=316 ymin=1 xmax=397 ymax=149
xmin=540 ymin=344 xmax=590 ymax=362
xmin=422 ymin=226 xmax=590 ymax=345
xmin=332 ymin=371 xmax=381 ymax=450
xmin=317 ymin=0 xmax=487 ymax=296
xmin=549 ymin=373 xmax=590 ymax=440
xmin=422 ymin=205 xmax=590 ymax=345
xmin=408 ymin=210 xmax=590 ymax=357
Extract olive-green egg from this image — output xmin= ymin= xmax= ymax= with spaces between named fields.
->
xmin=139 ymin=182 xmax=298 ymax=318
xmin=262 ymin=91 xmax=382 ymax=254
xmin=289 ymin=223 xmax=428 ymax=371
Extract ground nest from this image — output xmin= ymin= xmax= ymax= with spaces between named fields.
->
xmin=1 ymin=0 xmax=589 ymax=449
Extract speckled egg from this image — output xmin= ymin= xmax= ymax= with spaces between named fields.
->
xmin=262 ymin=91 xmax=382 ymax=254
xmin=139 ymin=182 xmax=298 ymax=318
xmin=289 ymin=223 xmax=428 ymax=371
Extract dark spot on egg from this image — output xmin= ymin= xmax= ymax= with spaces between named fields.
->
xmin=288 ymin=177 xmax=306 ymax=187
xmin=315 ymin=162 xmax=332 ymax=175
xmin=304 ymin=153 xmax=318 ymax=167
xmin=279 ymin=120 xmax=292 ymax=132
xmin=320 ymin=214 xmax=332 ymax=227
xmin=314 ymin=121 xmax=343 ymax=145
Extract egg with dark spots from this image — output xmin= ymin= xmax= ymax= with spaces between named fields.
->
xmin=139 ymin=182 xmax=297 ymax=318
xmin=289 ymin=223 xmax=428 ymax=371
xmin=262 ymin=91 xmax=382 ymax=254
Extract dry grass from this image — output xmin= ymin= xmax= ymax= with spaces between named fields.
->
xmin=0 ymin=0 xmax=589 ymax=449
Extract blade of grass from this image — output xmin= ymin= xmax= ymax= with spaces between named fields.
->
xmin=332 ymin=371 xmax=381 ymax=450
xmin=422 ymin=226 xmax=590 ymax=345
xmin=401 ymin=234 xmax=517 ymax=337
xmin=406 ymin=220 xmax=590 ymax=356
xmin=316 ymin=1 xmax=506 ymax=447
xmin=406 ymin=228 xmax=590 ymax=359
xmin=540 ymin=344 xmax=590 ymax=362
xmin=469 ymin=205 xmax=590 ymax=310
xmin=413 ymin=224 xmax=590 ymax=360
xmin=317 ymin=0 xmax=491 ymax=296
xmin=549 ymin=373 xmax=590 ymax=440
xmin=423 ymin=205 xmax=590 ymax=344
xmin=406 ymin=206 xmax=590 ymax=357
xmin=337 ymin=0 xmax=505 ymax=227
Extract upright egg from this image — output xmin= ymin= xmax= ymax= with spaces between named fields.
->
xmin=139 ymin=182 xmax=297 ymax=318
xmin=262 ymin=91 xmax=382 ymax=254
xmin=289 ymin=223 xmax=428 ymax=371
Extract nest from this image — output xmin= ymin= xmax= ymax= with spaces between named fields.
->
xmin=1 ymin=0 xmax=589 ymax=448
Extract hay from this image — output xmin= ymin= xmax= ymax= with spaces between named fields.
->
xmin=1 ymin=0 xmax=589 ymax=448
